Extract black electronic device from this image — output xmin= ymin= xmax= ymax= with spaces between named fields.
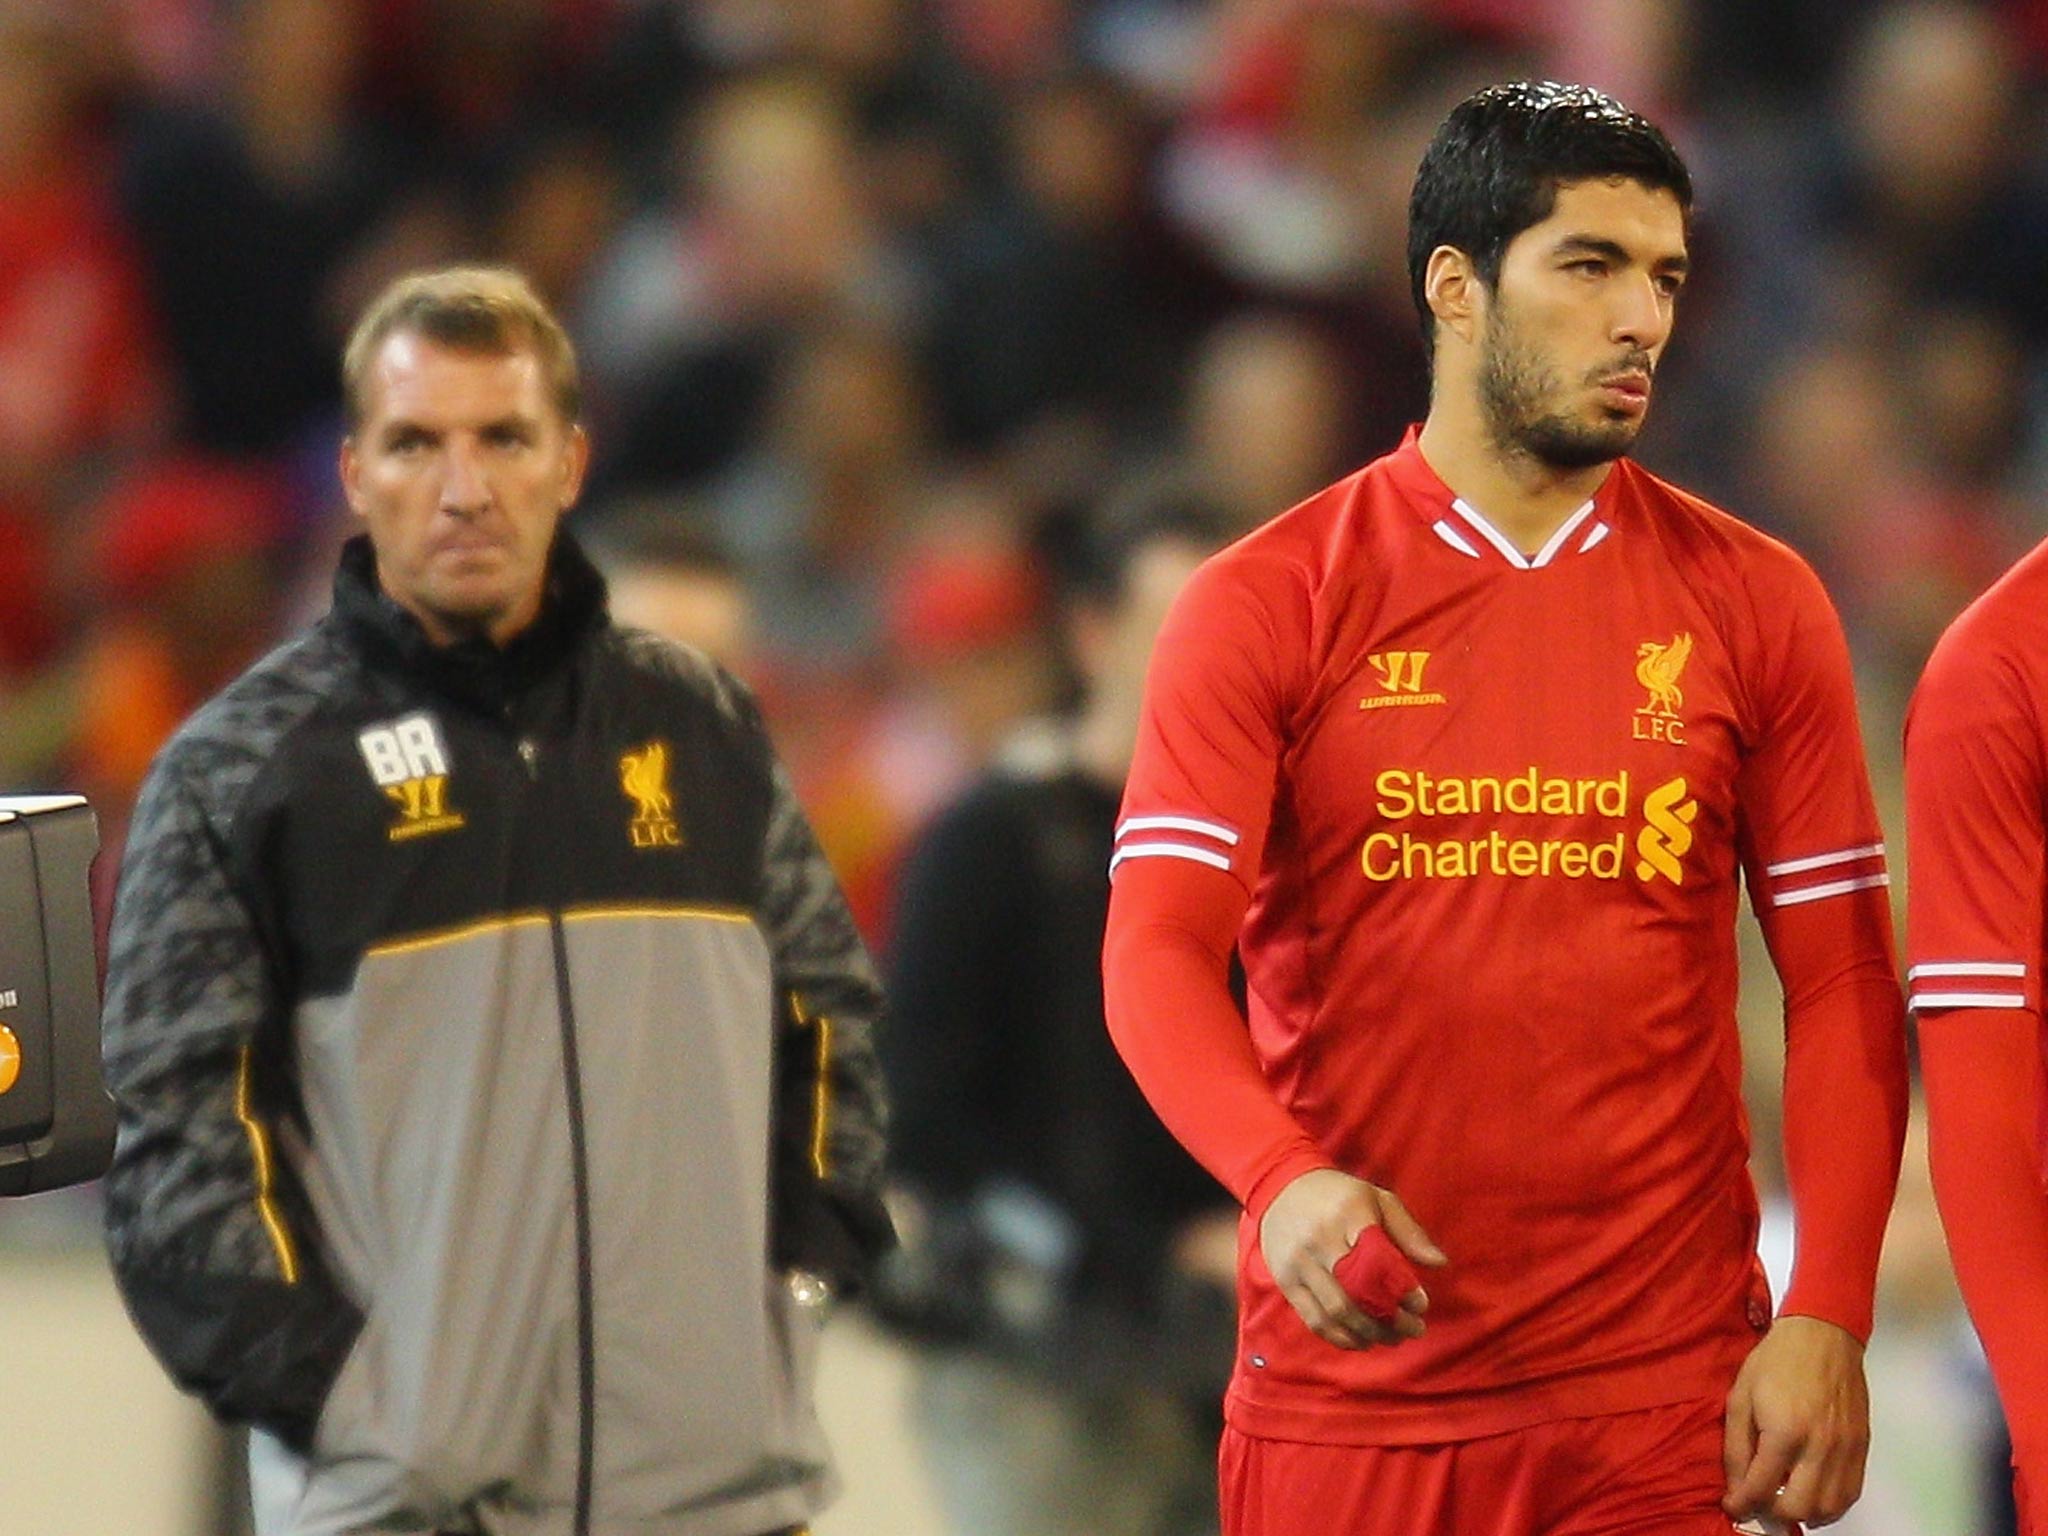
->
xmin=0 ymin=796 xmax=115 ymax=1194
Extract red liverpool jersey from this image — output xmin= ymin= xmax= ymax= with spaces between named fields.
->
xmin=1904 ymin=537 xmax=2048 ymax=1496
xmin=1107 ymin=430 xmax=1904 ymax=1444
xmin=1905 ymin=537 xmax=2048 ymax=1020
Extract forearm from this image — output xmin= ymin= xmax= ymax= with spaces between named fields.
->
xmin=1921 ymin=1008 xmax=2048 ymax=1482
xmin=1103 ymin=863 xmax=1328 ymax=1219
xmin=1778 ymin=972 xmax=1908 ymax=1340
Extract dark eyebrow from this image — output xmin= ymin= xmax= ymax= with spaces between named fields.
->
xmin=378 ymin=419 xmax=437 ymax=447
xmin=1554 ymin=235 xmax=1690 ymax=276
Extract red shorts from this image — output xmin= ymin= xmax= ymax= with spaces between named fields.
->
xmin=1219 ymin=1397 xmax=1799 ymax=1536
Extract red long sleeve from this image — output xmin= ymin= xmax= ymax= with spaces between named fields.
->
xmin=1921 ymin=1009 xmax=2048 ymax=1511
xmin=1762 ymin=897 xmax=1908 ymax=1340
xmin=1103 ymin=857 xmax=1331 ymax=1220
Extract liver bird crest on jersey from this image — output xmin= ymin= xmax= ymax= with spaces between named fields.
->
xmin=1632 ymin=634 xmax=1693 ymax=745
xmin=1635 ymin=634 xmax=1692 ymax=716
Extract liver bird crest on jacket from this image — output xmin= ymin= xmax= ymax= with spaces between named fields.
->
xmin=620 ymin=742 xmax=681 ymax=846
xmin=621 ymin=743 xmax=672 ymax=819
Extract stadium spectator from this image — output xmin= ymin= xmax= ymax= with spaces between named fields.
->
xmin=879 ymin=486 xmax=1234 ymax=1536
xmin=581 ymin=499 xmax=757 ymax=677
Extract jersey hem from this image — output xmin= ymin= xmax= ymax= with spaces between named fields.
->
xmin=1220 ymin=1338 xmax=1750 ymax=1447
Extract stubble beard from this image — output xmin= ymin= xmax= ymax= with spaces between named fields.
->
xmin=1478 ymin=306 xmax=1645 ymax=472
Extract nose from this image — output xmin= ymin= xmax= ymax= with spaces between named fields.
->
xmin=439 ymin=437 xmax=490 ymax=516
xmin=1611 ymin=273 xmax=1672 ymax=355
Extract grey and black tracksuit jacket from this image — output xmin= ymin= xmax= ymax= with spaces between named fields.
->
xmin=101 ymin=535 xmax=891 ymax=1536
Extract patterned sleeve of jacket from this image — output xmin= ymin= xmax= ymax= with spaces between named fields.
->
xmin=101 ymin=748 xmax=361 ymax=1452
xmin=757 ymin=744 xmax=894 ymax=1291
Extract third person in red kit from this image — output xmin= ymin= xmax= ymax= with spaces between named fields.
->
xmin=1102 ymin=82 xmax=1909 ymax=1536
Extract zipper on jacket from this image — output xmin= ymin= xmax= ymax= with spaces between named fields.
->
xmin=548 ymin=906 xmax=597 ymax=1536
xmin=523 ymin=724 xmax=594 ymax=1536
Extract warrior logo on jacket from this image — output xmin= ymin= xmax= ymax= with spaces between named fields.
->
xmin=622 ymin=741 xmax=682 ymax=848
xmin=358 ymin=712 xmax=466 ymax=841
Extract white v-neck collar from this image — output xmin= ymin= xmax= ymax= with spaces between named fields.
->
xmin=1434 ymin=497 xmax=1605 ymax=569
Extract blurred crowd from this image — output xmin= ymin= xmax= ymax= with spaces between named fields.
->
xmin=4 ymin=0 xmax=2048 ymax=1530
xmin=7 ymin=0 xmax=2048 ymax=919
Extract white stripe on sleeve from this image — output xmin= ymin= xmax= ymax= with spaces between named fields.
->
xmin=1115 ymin=815 xmax=1241 ymax=847
xmin=1906 ymin=961 xmax=2027 ymax=979
xmin=1765 ymin=843 xmax=1886 ymax=877
xmin=1769 ymin=873 xmax=1890 ymax=908
xmin=1108 ymin=842 xmax=1234 ymax=876
xmin=1908 ymin=991 xmax=2028 ymax=1011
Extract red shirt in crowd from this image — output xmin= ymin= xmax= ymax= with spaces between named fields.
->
xmin=1104 ymin=430 xmax=1907 ymax=1445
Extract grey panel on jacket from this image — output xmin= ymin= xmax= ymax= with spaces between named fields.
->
xmin=256 ymin=910 xmax=833 ymax=1536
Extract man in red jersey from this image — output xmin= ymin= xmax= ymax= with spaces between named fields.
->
xmin=1102 ymin=82 xmax=1908 ymax=1536
xmin=1904 ymin=550 xmax=2048 ymax=1536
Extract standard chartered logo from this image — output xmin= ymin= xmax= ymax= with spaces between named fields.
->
xmin=1633 ymin=775 xmax=1697 ymax=884
xmin=1356 ymin=765 xmax=1698 ymax=886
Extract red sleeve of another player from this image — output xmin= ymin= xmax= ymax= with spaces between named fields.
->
xmin=1103 ymin=552 xmax=1332 ymax=1218
xmin=1735 ymin=558 xmax=1908 ymax=1343
xmin=1904 ymin=626 xmax=2046 ymax=1017
xmin=1906 ymin=620 xmax=2048 ymax=1488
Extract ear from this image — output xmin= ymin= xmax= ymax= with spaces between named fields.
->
xmin=560 ymin=423 xmax=591 ymax=511
xmin=1424 ymin=245 xmax=1484 ymax=349
xmin=339 ymin=436 xmax=368 ymax=520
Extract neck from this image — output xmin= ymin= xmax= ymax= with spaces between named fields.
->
xmin=1416 ymin=390 xmax=1614 ymax=556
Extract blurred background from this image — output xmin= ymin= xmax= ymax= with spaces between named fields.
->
xmin=1 ymin=0 xmax=2043 ymax=1530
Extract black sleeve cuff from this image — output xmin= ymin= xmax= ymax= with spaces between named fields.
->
xmin=118 ymin=1271 xmax=366 ymax=1453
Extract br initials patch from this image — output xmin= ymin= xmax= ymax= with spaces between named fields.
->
xmin=358 ymin=713 xmax=467 ymax=842
xmin=621 ymin=741 xmax=682 ymax=849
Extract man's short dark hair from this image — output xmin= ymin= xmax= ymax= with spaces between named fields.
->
xmin=1406 ymin=81 xmax=1693 ymax=361
xmin=1066 ymin=473 xmax=1230 ymax=609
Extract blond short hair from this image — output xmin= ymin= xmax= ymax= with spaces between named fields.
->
xmin=341 ymin=266 xmax=581 ymax=429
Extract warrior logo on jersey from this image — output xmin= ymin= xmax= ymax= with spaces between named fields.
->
xmin=621 ymin=741 xmax=682 ymax=849
xmin=1633 ymin=633 xmax=1693 ymax=744
xmin=358 ymin=713 xmax=466 ymax=842
xmin=1361 ymin=651 xmax=1448 ymax=710
xmin=1634 ymin=775 xmax=1697 ymax=883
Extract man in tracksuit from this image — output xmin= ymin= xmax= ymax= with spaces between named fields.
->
xmin=100 ymin=266 xmax=892 ymax=1536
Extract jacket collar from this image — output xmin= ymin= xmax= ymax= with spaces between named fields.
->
xmin=331 ymin=531 xmax=609 ymax=708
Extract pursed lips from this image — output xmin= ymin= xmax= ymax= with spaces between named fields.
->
xmin=429 ymin=526 xmax=507 ymax=558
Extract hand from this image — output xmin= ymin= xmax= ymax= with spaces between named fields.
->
xmin=1722 ymin=1315 xmax=1871 ymax=1527
xmin=1258 ymin=1168 xmax=1447 ymax=1349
